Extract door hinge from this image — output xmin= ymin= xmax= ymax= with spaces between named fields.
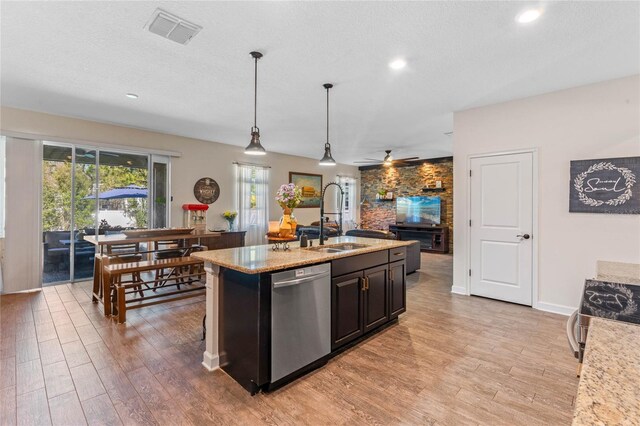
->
xmin=469 ymin=269 xmax=471 ymax=277
xmin=469 ymin=170 xmax=472 ymax=177
xmin=469 ymin=220 xmax=471 ymax=227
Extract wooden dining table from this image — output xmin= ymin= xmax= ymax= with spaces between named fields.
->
xmin=84 ymin=229 xmax=226 ymax=305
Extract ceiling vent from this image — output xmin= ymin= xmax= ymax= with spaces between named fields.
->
xmin=145 ymin=8 xmax=202 ymax=45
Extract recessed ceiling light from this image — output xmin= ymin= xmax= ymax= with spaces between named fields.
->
xmin=389 ymin=58 xmax=407 ymax=70
xmin=516 ymin=9 xmax=542 ymax=24
xmin=126 ymin=93 xmax=138 ymax=99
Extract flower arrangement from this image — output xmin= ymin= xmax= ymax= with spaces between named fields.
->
xmin=222 ymin=211 xmax=238 ymax=220
xmin=275 ymin=183 xmax=303 ymax=211
xmin=221 ymin=210 xmax=238 ymax=231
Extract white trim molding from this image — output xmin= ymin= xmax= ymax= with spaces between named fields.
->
xmin=535 ymin=301 xmax=576 ymax=316
xmin=451 ymin=285 xmax=468 ymax=295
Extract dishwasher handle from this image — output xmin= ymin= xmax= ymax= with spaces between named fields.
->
xmin=273 ymin=271 xmax=330 ymax=289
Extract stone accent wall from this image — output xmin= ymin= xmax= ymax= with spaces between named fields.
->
xmin=360 ymin=157 xmax=453 ymax=253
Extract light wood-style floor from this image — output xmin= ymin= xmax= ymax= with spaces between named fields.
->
xmin=0 ymin=254 xmax=579 ymax=425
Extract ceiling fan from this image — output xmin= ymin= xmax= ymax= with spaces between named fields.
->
xmin=354 ymin=150 xmax=419 ymax=166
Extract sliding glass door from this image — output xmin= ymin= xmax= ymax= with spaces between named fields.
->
xmin=42 ymin=145 xmax=74 ymax=283
xmin=151 ymin=155 xmax=170 ymax=229
xmin=73 ymin=148 xmax=98 ymax=281
xmin=97 ymin=150 xmax=149 ymax=231
xmin=42 ymin=142 xmax=170 ymax=284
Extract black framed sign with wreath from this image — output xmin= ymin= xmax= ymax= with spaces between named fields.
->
xmin=570 ymin=156 xmax=639 ymax=214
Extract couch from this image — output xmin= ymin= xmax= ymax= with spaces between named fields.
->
xmin=345 ymin=229 xmax=420 ymax=274
xmin=296 ymin=225 xmax=341 ymax=240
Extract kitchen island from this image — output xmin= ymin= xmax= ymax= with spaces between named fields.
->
xmin=192 ymin=236 xmax=412 ymax=393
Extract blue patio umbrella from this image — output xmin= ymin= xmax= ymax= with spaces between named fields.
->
xmin=85 ymin=184 xmax=148 ymax=199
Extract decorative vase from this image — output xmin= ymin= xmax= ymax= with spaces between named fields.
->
xmin=225 ymin=218 xmax=235 ymax=232
xmin=278 ymin=207 xmax=297 ymax=238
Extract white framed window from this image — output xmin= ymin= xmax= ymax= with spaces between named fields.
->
xmin=337 ymin=175 xmax=357 ymax=231
xmin=235 ymin=163 xmax=270 ymax=246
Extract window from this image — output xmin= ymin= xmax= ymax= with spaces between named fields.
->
xmin=337 ymin=175 xmax=357 ymax=231
xmin=235 ymin=163 xmax=269 ymax=246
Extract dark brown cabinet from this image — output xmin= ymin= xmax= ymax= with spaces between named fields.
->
xmin=332 ymin=266 xmax=388 ymax=350
xmin=363 ymin=266 xmax=388 ymax=332
xmin=331 ymin=250 xmax=405 ymax=350
xmin=199 ymin=231 xmax=246 ymax=250
xmin=331 ymin=272 xmax=364 ymax=348
xmin=389 ymin=261 xmax=406 ymax=319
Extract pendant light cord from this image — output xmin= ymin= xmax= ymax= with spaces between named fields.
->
xmin=326 ymin=86 xmax=330 ymax=146
xmin=254 ymin=56 xmax=258 ymax=130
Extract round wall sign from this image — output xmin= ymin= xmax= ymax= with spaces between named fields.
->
xmin=193 ymin=177 xmax=220 ymax=204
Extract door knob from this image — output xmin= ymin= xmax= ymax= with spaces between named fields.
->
xmin=517 ymin=233 xmax=531 ymax=240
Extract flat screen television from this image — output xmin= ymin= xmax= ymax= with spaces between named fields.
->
xmin=396 ymin=196 xmax=441 ymax=225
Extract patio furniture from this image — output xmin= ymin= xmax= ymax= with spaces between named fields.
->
xmin=43 ymin=231 xmax=71 ymax=271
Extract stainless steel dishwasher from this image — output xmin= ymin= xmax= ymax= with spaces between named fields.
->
xmin=271 ymin=263 xmax=331 ymax=383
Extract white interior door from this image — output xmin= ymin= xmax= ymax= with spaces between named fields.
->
xmin=470 ymin=152 xmax=534 ymax=306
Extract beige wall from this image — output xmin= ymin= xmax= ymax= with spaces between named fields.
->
xmin=452 ymin=75 xmax=640 ymax=314
xmin=0 ymin=107 xmax=358 ymax=228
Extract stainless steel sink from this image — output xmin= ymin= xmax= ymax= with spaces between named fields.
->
xmin=306 ymin=243 xmax=370 ymax=253
xmin=310 ymin=247 xmax=344 ymax=253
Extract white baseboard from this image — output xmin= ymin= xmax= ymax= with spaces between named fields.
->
xmin=201 ymin=351 xmax=220 ymax=371
xmin=451 ymin=285 xmax=467 ymax=295
xmin=535 ymin=301 xmax=576 ymax=316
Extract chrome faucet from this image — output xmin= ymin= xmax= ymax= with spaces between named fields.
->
xmin=319 ymin=182 xmax=344 ymax=246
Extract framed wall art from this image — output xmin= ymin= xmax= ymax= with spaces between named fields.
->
xmin=193 ymin=177 xmax=220 ymax=204
xmin=289 ymin=172 xmax=323 ymax=208
xmin=570 ymin=156 xmax=639 ymax=214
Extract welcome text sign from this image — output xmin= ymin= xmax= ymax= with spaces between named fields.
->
xmin=570 ymin=156 xmax=639 ymax=214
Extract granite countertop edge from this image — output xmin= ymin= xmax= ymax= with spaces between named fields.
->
xmin=572 ymin=317 xmax=640 ymax=425
xmin=191 ymin=237 xmax=414 ymax=274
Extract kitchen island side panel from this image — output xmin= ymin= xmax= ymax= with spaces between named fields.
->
xmin=220 ymin=268 xmax=271 ymax=394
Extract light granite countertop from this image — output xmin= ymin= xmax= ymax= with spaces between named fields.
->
xmin=573 ymin=317 xmax=640 ymax=425
xmin=191 ymin=236 xmax=412 ymax=274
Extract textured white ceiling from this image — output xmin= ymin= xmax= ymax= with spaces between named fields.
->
xmin=1 ymin=1 xmax=638 ymax=164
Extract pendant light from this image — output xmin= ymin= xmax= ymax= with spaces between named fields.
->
xmin=319 ymin=83 xmax=336 ymax=166
xmin=244 ymin=51 xmax=266 ymax=156
xmin=383 ymin=150 xmax=393 ymax=166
